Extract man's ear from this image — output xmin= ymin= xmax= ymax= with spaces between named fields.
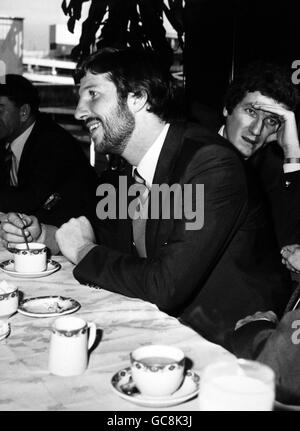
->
xmin=223 ymin=107 xmax=228 ymax=118
xmin=19 ymin=103 xmax=31 ymax=123
xmin=127 ymin=90 xmax=148 ymax=113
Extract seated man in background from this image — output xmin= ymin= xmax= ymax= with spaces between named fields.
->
xmin=0 ymin=48 xmax=292 ymax=351
xmin=192 ymin=62 xmax=300 ymax=247
xmin=0 ymin=74 xmax=98 ymax=226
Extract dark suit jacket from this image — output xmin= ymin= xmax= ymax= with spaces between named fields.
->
xmin=0 ymin=113 xmax=98 ymax=226
xmin=73 ymin=122 xmax=292 ymax=349
xmin=250 ymin=144 xmax=300 ymax=246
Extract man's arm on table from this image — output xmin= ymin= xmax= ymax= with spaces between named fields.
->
xmin=232 ymin=308 xmax=300 ymax=405
xmin=57 ymin=143 xmax=248 ymax=314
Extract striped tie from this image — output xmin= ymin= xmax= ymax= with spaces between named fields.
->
xmin=4 ymin=144 xmax=18 ymax=186
xmin=2 ymin=144 xmax=13 ymax=186
xmin=132 ymin=168 xmax=149 ymax=258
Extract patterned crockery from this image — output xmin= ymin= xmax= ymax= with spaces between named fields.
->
xmin=0 ymin=281 xmax=18 ymax=319
xmin=48 ymin=316 xmax=96 ymax=376
xmin=130 ymin=344 xmax=185 ymax=397
xmin=13 ymin=242 xmax=47 ymax=273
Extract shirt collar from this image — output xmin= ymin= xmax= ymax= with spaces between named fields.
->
xmin=218 ymin=125 xmax=225 ymax=137
xmin=9 ymin=122 xmax=35 ymax=167
xmin=135 ymin=123 xmax=170 ymax=188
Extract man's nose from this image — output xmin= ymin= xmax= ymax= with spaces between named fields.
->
xmin=74 ymin=99 xmax=88 ymax=120
xmin=249 ymin=116 xmax=264 ymax=136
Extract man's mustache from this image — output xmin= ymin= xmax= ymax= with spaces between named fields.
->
xmin=83 ymin=117 xmax=102 ymax=130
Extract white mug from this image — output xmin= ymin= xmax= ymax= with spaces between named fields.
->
xmin=198 ymin=359 xmax=275 ymax=411
xmin=13 ymin=243 xmax=47 ymax=273
xmin=48 ymin=316 xmax=96 ymax=377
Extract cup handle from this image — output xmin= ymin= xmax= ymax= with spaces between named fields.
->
xmin=87 ymin=322 xmax=96 ymax=350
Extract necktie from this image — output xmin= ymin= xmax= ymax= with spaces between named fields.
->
xmin=132 ymin=168 xmax=149 ymax=258
xmin=3 ymin=144 xmax=18 ymax=186
xmin=2 ymin=144 xmax=12 ymax=186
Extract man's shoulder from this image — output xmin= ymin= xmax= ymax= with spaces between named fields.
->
xmin=176 ymin=121 xmax=244 ymax=162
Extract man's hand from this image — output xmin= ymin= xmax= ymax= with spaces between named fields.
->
xmin=253 ymin=102 xmax=300 ymax=158
xmin=55 ymin=216 xmax=96 ymax=264
xmin=281 ymin=244 xmax=300 ymax=273
xmin=0 ymin=212 xmax=42 ymax=249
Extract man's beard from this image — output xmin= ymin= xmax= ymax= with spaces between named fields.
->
xmin=95 ymin=99 xmax=135 ymax=155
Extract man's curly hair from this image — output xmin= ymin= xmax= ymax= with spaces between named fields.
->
xmin=224 ymin=61 xmax=299 ymax=114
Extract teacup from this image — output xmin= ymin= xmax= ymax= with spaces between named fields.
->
xmin=0 ymin=280 xmax=19 ymax=319
xmin=13 ymin=242 xmax=47 ymax=273
xmin=130 ymin=344 xmax=185 ymax=397
xmin=48 ymin=316 xmax=97 ymax=377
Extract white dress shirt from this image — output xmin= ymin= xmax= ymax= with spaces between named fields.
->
xmin=134 ymin=123 xmax=170 ymax=188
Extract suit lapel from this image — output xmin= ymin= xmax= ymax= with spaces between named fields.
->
xmin=17 ymin=121 xmax=38 ymax=185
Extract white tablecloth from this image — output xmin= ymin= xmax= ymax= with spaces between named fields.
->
xmin=0 ymin=246 xmax=234 ymax=411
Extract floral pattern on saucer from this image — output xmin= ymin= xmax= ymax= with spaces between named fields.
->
xmin=111 ymin=367 xmax=200 ymax=407
xmin=0 ymin=259 xmax=61 ymax=278
xmin=18 ymin=296 xmax=81 ymax=318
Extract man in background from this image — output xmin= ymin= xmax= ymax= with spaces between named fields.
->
xmin=191 ymin=62 xmax=300 ymax=247
xmin=0 ymin=74 xmax=97 ymax=226
xmin=223 ymin=62 xmax=300 ymax=247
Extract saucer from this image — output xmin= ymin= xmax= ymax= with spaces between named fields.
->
xmin=0 ymin=321 xmax=10 ymax=341
xmin=0 ymin=259 xmax=61 ymax=278
xmin=111 ymin=367 xmax=200 ymax=408
xmin=18 ymin=296 xmax=81 ymax=317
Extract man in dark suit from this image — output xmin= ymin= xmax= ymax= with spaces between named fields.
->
xmin=0 ymin=49 xmax=292 ymax=349
xmin=0 ymin=74 xmax=97 ymax=226
xmin=191 ymin=62 xmax=300 ymax=247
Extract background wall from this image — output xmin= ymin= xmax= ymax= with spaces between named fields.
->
xmin=184 ymin=0 xmax=300 ymax=118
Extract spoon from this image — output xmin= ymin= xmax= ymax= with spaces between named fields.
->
xmin=17 ymin=213 xmax=30 ymax=251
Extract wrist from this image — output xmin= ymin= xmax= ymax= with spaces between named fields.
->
xmin=284 ymin=157 xmax=300 ymax=163
xmin=283 ymin=144 xmax=300 ymax=159
xmin=77 ymin=243 xmax=97 ymax=263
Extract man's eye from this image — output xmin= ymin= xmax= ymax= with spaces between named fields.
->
xmin=265 ymin=117 xmax=280 ymax=127
xmin=245 ymin=107 xmax=257 ymax=116
xmin=89 ymin=90 xmax=98 ymax=98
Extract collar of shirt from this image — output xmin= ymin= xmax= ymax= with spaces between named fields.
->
xmin=134 ymin=123 xmax=170 ymax=189
xmin=8 ymin=122 xmax=36 ymax=171
xmin=218 ymin=125 xmax=225 ymax=137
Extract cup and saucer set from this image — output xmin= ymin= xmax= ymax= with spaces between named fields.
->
xmin=0 ymin=243 xmax=61 ymax=279
xmin=0 ymin=242 xmax=81 ymax=343
xmin=111 ymin=344 xmax=200 ymax=408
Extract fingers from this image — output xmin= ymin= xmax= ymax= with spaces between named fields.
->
xmin=281 ymin=245 xmax=300 ymax=273
xmin=0 ymin=223 xmax=32 ymax=244
xmin=3 ymin=212 xmax=33 ymax=230
xmin=252 ymin=102 xmax=291 ymax=118
xmin=4 ymin=212 xmax=25 ymax=229
xmin=0 ymin=213 xmax=33 ymax=246
xmin=281 ymin=244 xmax=300 ymax=258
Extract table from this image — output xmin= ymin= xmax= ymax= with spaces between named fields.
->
xmin=0 ymin=245 xmax=234 ymax=411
